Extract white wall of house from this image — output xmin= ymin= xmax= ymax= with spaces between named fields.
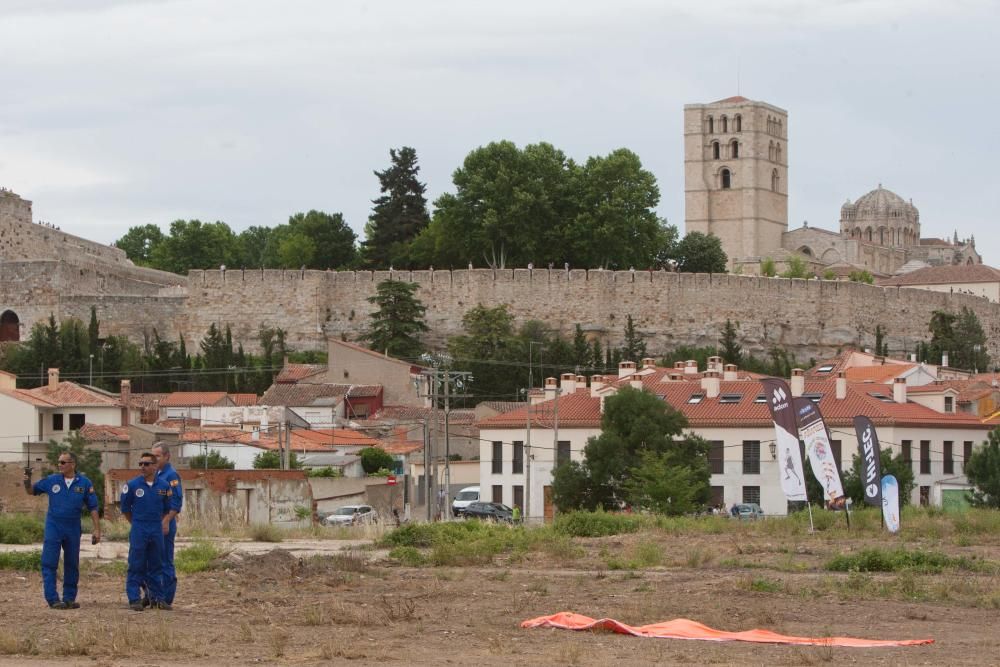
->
xmin=203 ymin=405 xmax=284 ymax=431
xmin=164 ymin=406 xmax=201 ymax=420
xmin=288 ymin=406 xmax=338 ymax=428
xmin=42 ymin=406 xmax=124 ymax=442
xmin=178 ymin=441 xmax=267 ymax=469
xmin=0 ymin=394 xmax=40 ymax=462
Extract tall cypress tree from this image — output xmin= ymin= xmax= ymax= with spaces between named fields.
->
xmin=361 ymin=147 xmax=430 ymax=269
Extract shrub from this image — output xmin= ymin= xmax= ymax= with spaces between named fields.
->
xmin=0 ymin=550 xmax=42 ymax=571
xmin=0 ymin=514 xmax=45 ymax=545
xmin=388 ymin=546 xmax=425 ymax=566
xmin=175 ymin=540 xmax=222 ymax=574
xmin=250 ymin=523 xmax=284 ymax=543
xmin=307 ymin=466 xmax=343 ymax=478
xmin=554 ymin=511 xmax=643 ymax=537
xmin=825 ymin=548 xmax=970 ymax=573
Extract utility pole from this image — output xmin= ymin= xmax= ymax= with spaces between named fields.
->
xmin=419 ymin=358 xmax=472 ymax=522
xmin=526 ymin=342 xmax=544 ymax=522
xmin=443 ymin=372 xmax=452 ymax=520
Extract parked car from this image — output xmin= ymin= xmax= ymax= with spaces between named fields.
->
xmin=451 ymin=486 xmax=480 ymax=517
xmin=322 ymin=504 xmax=377 ymax=526
xmin=462 ymin=501 xmax=513 ymax=522
xmin=734 ymin=503 xmax=764 ymax=520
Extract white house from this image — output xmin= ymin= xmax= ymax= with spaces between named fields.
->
xmin=478 ymin=361 xmax=994 ymax=520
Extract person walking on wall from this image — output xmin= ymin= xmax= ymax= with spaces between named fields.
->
xmin=23 ymin=451 xmax=101 ymax=609
xmin=151 ymin=442 xmax=183 ymax=606
xmin=120 ymin=452 xmax=172 ymax=611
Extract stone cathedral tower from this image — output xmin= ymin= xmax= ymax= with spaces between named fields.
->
xmin=684 ymin=96 xmax=788 ymax=269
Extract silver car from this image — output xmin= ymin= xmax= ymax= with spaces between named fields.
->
xmin=322 ymin=504 xmax=377 ymax=526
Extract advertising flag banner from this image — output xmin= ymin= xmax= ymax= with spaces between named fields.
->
xmin=793 ymin=398 xmax=846 ymax=508
xmin=761 ymin=379 xmax=807 ymax=502
xmin=882 ymin=474 xmax=900 ymax=533
xmin=853 ymin=416 xmax=883 ymax=507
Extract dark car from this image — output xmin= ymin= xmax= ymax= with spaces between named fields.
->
xmin=462 ymin=501 xmax=513 ymax=522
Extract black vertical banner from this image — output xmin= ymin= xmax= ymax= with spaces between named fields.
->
xmin=853 ymin=415 xmax=883 ymax=507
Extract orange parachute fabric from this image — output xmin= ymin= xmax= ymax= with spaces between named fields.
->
xmin=521 ymin=612 xmax=933 ymax=648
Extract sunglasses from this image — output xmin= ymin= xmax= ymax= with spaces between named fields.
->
xmin=57 ymin=460 xmax=72 ymax=465
xmin=139 ymin=461 xmax=156 ymax=467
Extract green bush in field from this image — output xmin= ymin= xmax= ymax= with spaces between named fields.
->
xmin=554 ymin=511 xmax=644 ymax=537
xmin=0 ymin=514 xmax=45 ymax=544
xmin=388 ymin=546 xmax=425 ymax=566
xmin=0 ymin=550 xmax=42 ymax=571
xmin=826 ymin=548 xmax=969 ymax=573
xmin=175 ymin=541 xmax=223 ymax=574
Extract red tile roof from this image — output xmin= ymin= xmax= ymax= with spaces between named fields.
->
xmin=7 ymin=381 xmax=122 ymax=408
xmin=80 ymin=424 xmax=130 ymax=442
xmin=714 ymin=95 xmax=749 ymax=103
xmin=293 ymin=428 xmax=380 ymax=448
xmin=845 ymin=364 xmax=915 ymax=382
xmin=230 ymin=393 xmax=259 ymax=406
xmin=880 ymin=264 xmax=1000 ymax=287
xmin=275 ymin=363 xmax=327 ymax=384
xmin=159 ymin=392 xmax=230 ymax=407
xmin=330 ymin=338 xmax=428 ymax=374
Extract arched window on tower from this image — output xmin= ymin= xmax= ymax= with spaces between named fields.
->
xmin=767 ymin=116 xmax=772 ymax=134
xmin=721 ymin=168 xmax=732 ymax=189
xmin=769 ymin=141 xmax=774 ymax=161
xmin=707 ymin=116 xmax=714 ymax=134
xmin=730 ymin=140 xmax=739 ymax=158
xmin=866 ymin=227 xmax=873 ymax=242
xmin=771 ymin=169 xmax=779 ymax=192
xmin=778 ymin=119 xmax=783 ymax=137
xmin=775 ymin=143 xmax=782 ymax=164
xmin=0 ymin=310 xmax=19 ymax=342
xmin=720 ymin=115 xmax=728 ymax=133
xmin=712 ymin=141 xmax=720 ymax=159
xmin=734 ymin=114 xmax=742 ymax=132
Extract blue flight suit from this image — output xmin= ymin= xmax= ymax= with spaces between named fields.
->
xmin=156 ymin=462 xmax=183 ymax=604
xmin=120 ymin=475 xmax=171 ymax=604
xmin=31 ymin=472 xmax=99 ymax=605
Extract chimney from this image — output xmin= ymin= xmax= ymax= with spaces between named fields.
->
xmin=707 ymin=356 xmax=722 ymax=373
xmin=48 ymin=368 xmax=59 ymax=390
xmin=0 ymin=370 xmax=15 ymax=392
xmin=684 ymin=360 xmax=698 ymax=375
xmin=529 ymin=389 xmax=547 ymax=405
xmin=723 ymin=364 xmax=738 ymax=381
xmin=942 ymin=353 xmax=949 ymax=368
xmin=120 ymin=379 xmax=132 ymax=427
xmin=590 ymin=374 xmax=605 ymax=397
xmin=910 ymin=353 xmax=917 ymax=362
xmin=576 ymin=374 xmax=586 ymax=388
xmin=630 ymin=378 xmax=644 ymax=390
xmin=701 ymin=370 xmax=721 ymax=398
xmin=674 ymin=361 xmax=685 ymax=371
xmin=836 ymin=371 xmax=847 ymax=400
xmin=893 ymin=377 xmax=907 ymax=403
xmin=560 ymin=373 xmax=576 ymax=394
xmin=618 ymin=361 xmax=637 ymax=378
xmin=790 ymin=368 xmax=804 ymax=397
xmin=668 ymin=372 xmax=683 ymax=381
xmin=641 ymin=357 xmax=656 ymax=370
xmin=544 ymin=377 xmax=557 ymax=400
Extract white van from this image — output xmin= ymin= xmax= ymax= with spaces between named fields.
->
xmin=452 ymin=486 xmax=480 ymax=516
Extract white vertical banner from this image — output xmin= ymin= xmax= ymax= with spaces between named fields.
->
xmin=793 ymin=398 xmax=846 ymax=507
xmin=761 ymin=379 xmax=807 ymax=502
xmin=882 ymin=474 xmax=900 ymax=533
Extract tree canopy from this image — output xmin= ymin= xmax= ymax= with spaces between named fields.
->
xmin=361 ymin=280 xmax=428 ymax=359
xmin=672 ymin=231 xmax=727 ymax=273
xmin=361 ymin=147 xmax=431 ymax=269
xmin=965 ymin=429 xmax=1000 ymax=508
xmin=917 ymin=307 xmax=991 ymax=371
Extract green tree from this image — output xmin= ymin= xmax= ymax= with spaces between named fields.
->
xmin=187 ymin=451 xmax=235 ymax=469
xmin=848 ymin=269 xmax=874 ymax=284
xmin=952 ymin=307 xmax=990 ymax=372
xmin=760 ymin=257 xmax=777 ymax=277
xmin=237 ymin=225 xmax=281 ymax=268
xmin=718 ymin=319 xmax=742 ymax=365
xmin=361 ymin=146 xmax=431 ymax=269
xmin=571 ymin=324 xmax=591 ymax=371
xmin=87 ymin=307 xmax=100 ymax=359
xmin=46 ymin=431 xmax=105 ymax=512
xmin=822 ymin=269 xmax=837 ymax=280
xmin=148 ymin=219 xmax=240 ymax=274
xmin=359 ymin=447 xmax=395 ymax=474
xmin=286 ymin=210 xmax=357 ymax=269
xmin=551 ymin=386 xmax=709 ymax=511
xmin=624 ymin=449 xmax=711 ymax=516
xmin=448 ymin=304 xmax=522 ymax=400
xmin=115 ymin=224 xmax=164 ymax=266
xmin=874 ymin=324 xmax=888 ymax=357
xmin=58 ymin=318 xmax=89 ymax=381
xmin=965 ymin=429 xmax=1000 ymax=508
xmin=620 ymin=314 xmax=646 ymax=363
xmin=253 ymin=450 xmax=301 ymax=469
xmin=361 ymin=281 xmax=428 ymax=359
xmin=672 ymin=231 xmax=727 ymax=273
xmin=276 ymin=232 xmax=317 ymax=269
xmin=842 ymin=449 xmax=915 ymax=507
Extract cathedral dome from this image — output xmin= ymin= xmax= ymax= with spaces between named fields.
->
xmin=853 ymin=184 xmax=908 ymax=213
xmin=841 ymin=184 xmax=918 ymax=222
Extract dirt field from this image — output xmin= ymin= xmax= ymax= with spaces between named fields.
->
xmin=1 ymin=526 xmax=998 ymax=666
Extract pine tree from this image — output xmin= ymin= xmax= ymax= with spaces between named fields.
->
xmin=572 ymin=324 xmax=590 ymax=370
xmin=361 ymin=280 xmax=428 ymax=359
xmin=719 ymin=319 xmax=742 ymax=365
xmin=361 ymin=147 xmax=431 ymax=269
xmin=88 ymin=307 xmax=100 ymax=357
xmin=620 ymin=314 xmax=647 ymax=363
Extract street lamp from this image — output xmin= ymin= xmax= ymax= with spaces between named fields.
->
xmin=89 ymin=354 xmax=94 ymax=386
xmin=769 ymin=442 xmax=777 ymax=460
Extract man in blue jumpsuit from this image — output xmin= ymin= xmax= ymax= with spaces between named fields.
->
xmin=23 ymin=451 xmax=101 ymax=609
xmin=151 ymin=442 xmax=182 ymax=605
xmin=120 ymin=452 xmax=172 ymax=611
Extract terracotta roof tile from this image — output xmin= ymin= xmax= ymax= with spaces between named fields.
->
xmin=80 ymin=424 xmax=130 ymax=442
xmin=275 ymin=363 xmax=327 ymax=384
xmin=230 ymin=393 xmax=259 ymax=406
xmin=259 ymin=383 xmax=381 ymax=406
xmin=293 ymin=428 xmax=380 ymax=448
xmin=159 ymin=392 xmax=230 ymax=407
xmin=880 ymin=264 xmax=1000 ymax=287
xmin=17 ymin=382 xmax=122 ymax=408
xmin=845 ymin=364 xmax=915 ymax=382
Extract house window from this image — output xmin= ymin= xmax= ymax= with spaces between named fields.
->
xmin=710 ymin=486 xmax=724 ymax=507
xmin=688 ymin=393 xmax=705 ymax=404
xmin=944 ymin=441 xmax=954 ymax=475
xmin=719 ymin=394 xmax=742 ymax=404
xmin=556 ymin=441 xmax=571 ymax=467
xmin=513 ymin=485 xmax=524 ymax=511
xmin=902 ymin=440 xmax=912 ymax=470
xmin=964 ymin=441 xmax=974 ymax=472
xmin=944 ymin=396 xmax=954 ymax=413
xmin=52 ymin=414 xmax=64 ymax=431
xmin=512 ymin=441 xmax=524 ymax=475
xmin=830 ymin=440 xmax=842 ymax=475
xmin=721 ymin=169 xmax=732 ymax=189
xmin=742 ymin=486 xmax=761 ymax=505
xmin=742 ymin=440 xmax=760 ymax=474
xmin=492 ymin=485 xmax=503 ymax=503
xmin=491 ymin=441 xmax=502 ymax=474
xmin=920 ymin=440 xmax=931 ymax=475
xmin=709 ymin=441 xmax=724 ymax=474
xmin=69 ymin=413 xmax=85 ymax=430
xmin=919 ymin=485 xmax=930 ymax=506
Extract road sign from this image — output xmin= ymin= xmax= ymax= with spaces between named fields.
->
xmin=386 ymin=475 xmax=397 ymax=486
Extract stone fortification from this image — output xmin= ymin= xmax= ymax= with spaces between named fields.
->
xmin=181 ymin=268 xmax=1000 ymax=362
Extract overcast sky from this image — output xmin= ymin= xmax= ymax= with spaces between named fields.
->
xmin=1 ymin=0 xmax=997 ymax=264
